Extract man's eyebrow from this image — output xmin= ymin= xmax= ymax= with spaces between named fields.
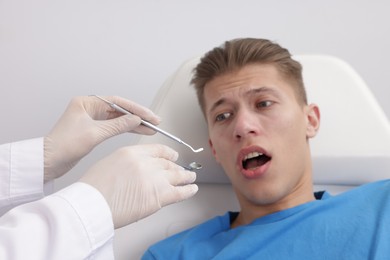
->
xmin=208 ymin=98 xmax=227 ymax=115
xmin=208 ymin=86 xmax=278 ymax=114
xmin=246 ymin=86 xmax=279 ymax=97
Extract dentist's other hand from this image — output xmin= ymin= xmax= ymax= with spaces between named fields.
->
xmin=80 ymin=144 xmax=198 ymax=229
xmin=44 ymin=96 xmax=160 ymax=182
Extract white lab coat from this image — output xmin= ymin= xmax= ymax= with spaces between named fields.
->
xmin=0 ymin=138 xmax=115 ymax=259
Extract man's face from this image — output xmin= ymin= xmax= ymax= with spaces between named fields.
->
xmin=204 ymin=64 xmax=320 ymax=212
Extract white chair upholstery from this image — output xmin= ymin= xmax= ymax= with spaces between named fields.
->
xmin=300 ymin=55 xmax=390 ymax=191
xmin=113 ymin=55 xmax=390 ymax=259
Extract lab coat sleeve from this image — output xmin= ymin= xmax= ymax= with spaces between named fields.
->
xmin=0 ymin=138 xmax=53 ymax=215
xmin=0 ymin=182 xmax=115 ymax=260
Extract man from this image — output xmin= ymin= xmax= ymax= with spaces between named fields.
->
xmin=142 ymin=38 xmax=390 ymax=259
xmin=0 ymin=95 xmax=198 ymax=259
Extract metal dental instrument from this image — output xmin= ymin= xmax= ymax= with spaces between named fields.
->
xmin=93 ymin=95 xmax=204 ymax=153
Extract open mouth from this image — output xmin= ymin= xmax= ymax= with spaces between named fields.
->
xmin=242 ymin=152 xmax=271 ymax=170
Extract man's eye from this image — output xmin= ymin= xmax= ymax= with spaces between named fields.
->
xmin=215 ymin=112 xmax=231 ymax=122
xmin=257 ymin=100 xmax=273 ymax=108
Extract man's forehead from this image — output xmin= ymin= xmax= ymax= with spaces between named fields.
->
xmin=204 ymin=64 xmax=284 ymax=95
xmin=203 ymin=64 xmax=285 ymax=109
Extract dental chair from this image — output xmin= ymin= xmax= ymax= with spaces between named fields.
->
xmin=114 ymin=55 xmax=390 ymax=259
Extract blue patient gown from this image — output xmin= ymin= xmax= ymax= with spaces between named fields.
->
xmin=142 ymin=180 xmax=390 ymax=260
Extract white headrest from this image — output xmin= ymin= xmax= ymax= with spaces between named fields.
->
xmin=135 ymin=55 xmax=390 ymax=185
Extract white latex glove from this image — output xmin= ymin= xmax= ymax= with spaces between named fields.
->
xmin=44 ymin=96 xmax=160 ymax=182
xmin=79 ymin=144 xmax=198 ymax=229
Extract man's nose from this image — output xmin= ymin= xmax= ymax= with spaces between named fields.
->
xmin=233 ymin=111 xmax=260 ymax=140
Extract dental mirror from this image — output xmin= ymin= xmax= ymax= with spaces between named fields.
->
xmin=183 ymin=162 xmax=203 ymax=171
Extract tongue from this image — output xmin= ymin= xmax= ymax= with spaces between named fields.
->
xmin=245 ymin=156 xmax=269 ymax=169
xmin=246 ymin=158 xmax=259 ymax=169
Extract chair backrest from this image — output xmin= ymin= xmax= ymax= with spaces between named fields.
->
xmin=114 ymin=55 xmax=390 ymax=259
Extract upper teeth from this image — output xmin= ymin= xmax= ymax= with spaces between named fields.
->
xmin=244 ymin=152 xmax=263 ymax=161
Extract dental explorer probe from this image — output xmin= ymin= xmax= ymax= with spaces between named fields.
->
xmin=93 ymin=95 xmax=204 ymax=153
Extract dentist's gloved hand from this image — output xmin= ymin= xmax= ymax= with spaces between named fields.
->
xmin=79 ymin=144 xmax=198 ymax=229
xmin=44 ymin=96 xmax=160 ymax=182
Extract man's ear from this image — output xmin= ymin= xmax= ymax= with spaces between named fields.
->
xmin=306 ymin=104 xmax=320 ymax=138
xmin=209 ymin=138 xmax=220 ymax=163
